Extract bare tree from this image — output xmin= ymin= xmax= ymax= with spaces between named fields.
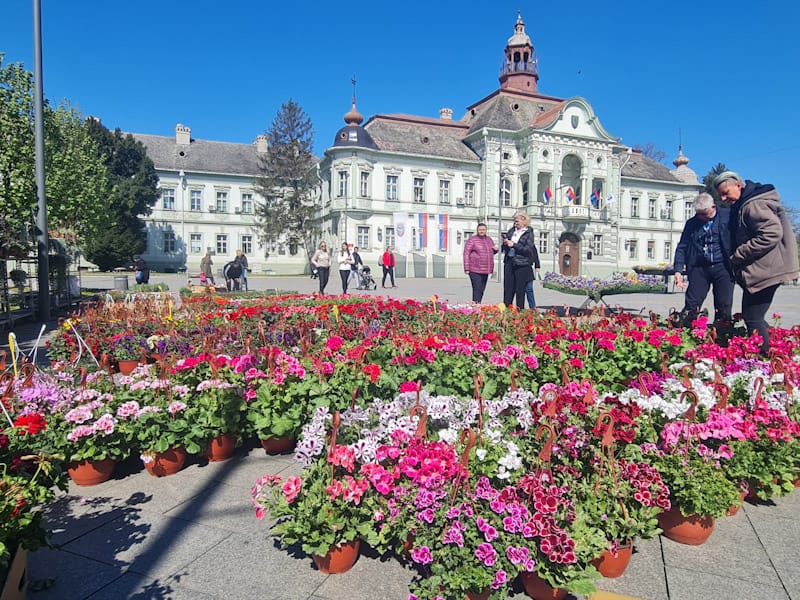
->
xmin=632 ymin=143 xmax=667 ymax=164
xmin=253 ymin=99 xmax=319 ymax=264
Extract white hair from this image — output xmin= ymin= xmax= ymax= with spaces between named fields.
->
xmin=694 ymin=193 xmax=715 ymax=211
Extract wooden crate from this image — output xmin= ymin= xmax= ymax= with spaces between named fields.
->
xmin=0 ymin=547 xmax=28 ymax=600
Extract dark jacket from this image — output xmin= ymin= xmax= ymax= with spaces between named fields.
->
xmin=502 ymin=226 xmax=536 ymax=268
xmin=223 ymin=261 xmax=243 ymax=280
xmin=673 ymin=206 xmax=733 ymax=274
xmin=351 ymin=251 xmax=363 ymax=270
xmin=730 ymin=181 xmax=800 ymax=293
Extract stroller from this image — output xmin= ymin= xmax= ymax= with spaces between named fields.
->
xmin=356 ymin=265 xmax=377 ymax=290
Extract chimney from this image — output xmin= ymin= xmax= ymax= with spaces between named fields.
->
xmin=175 ymin=124 xmax=191 ymax=145
xmin=439 ymin=107 xmax=453 ymax=120
xmin=255 ymin=134 xmax=269 ymax=153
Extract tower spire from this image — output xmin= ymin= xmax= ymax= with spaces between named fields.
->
xmin=343 ymin=74 xmax=364 ymax=125
xmin=499 ymin=12 xmax=539 ymax=94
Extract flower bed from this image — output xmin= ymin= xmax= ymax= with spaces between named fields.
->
xmin=4 ymin=293 xmax=800 ymax=599
xmin=543 ymin=272 xmax=667 ymax=302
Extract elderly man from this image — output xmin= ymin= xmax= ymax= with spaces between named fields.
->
xmin=714 ymin=170 xmax=800 ymax=355
xmin=671 ymin=193 xmax=734 ymax=326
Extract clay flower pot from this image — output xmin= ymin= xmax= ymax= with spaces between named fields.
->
xmin=117 ymin=360 xmax=140 ymax=375
xmin=658 ymin=507 xmax=714 ymax=545
xmin=591 ymin=540 xmax=633 ymax=578
xmin=519 ymin=571 xmax=567 ymax=600
xmin=312 ymin=539 xmax=361 ymax=574
xmin=206 ymin=433 xmax=237 ymax=462
xmin=67 ymin=458 xmax=117 ymax=486
xmin=259 ymin=436 xmax=295 ymax=455
xmin=143 ymin=446 xmax=187 ymax=477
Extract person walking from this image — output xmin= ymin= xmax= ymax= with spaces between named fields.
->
xmin=338 ymin=243 xmax=353 ymax=294
xmin=501 ymin=211 xmax=535 ymax=309
xmin=670 ymin=193 xmax=734 ymax=327
xmin=310 ymin=241 xmax=331 ymax=295
xmin=524 ymin=240 xmax=541 ymax=309
xmin=200 ymin=250 xmax=215 ymax=285
xmin=381 ymin=247 xmax=397 ymax=288
xmin=715 ymin=171 xmax=800 ymax=355
xmin=463 ymin=223 xmax=498 ymax=303
xmin=350 ymin=246 xmax=364 ymax=289
xmin=235 ymin=249 xmax=249 ymax=291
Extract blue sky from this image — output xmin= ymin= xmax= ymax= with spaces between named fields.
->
xmin=3 ymin=1 xmax=799 ymax=206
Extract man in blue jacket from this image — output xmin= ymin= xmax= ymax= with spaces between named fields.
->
xmin=671 ymin=193 xmax=734 ymax=326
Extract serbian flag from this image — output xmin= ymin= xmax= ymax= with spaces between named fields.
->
xmin=565 ymin=186 xmax=576 ymax=203
xmin=591 ymin=189 xmax=601 ymax=208
xmin=543 ymin=186 xmax=552 ymax=204
xmin=418 ymin=213 xmax=428 ymax=248
xmin=438 ymin=214 xmax=449 ymax=250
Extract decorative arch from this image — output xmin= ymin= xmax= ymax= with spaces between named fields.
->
xmin=561 ymin=154 xmax=582 ymax=205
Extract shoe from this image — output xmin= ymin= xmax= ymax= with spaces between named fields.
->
xmin=382 ymin=285 xmax=386 ymax=288
xmin=392 ymin=285 xmax=398 ymax=288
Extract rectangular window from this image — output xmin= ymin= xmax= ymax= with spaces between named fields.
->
xmin=162 ymin=189 xmax=175 ymax=210
xmin=522 ymin=181 xmax=529 ymax=206
xmin=163 ymin=231 xmax=176 ymax=253
xmin=439 ymin=180 xmax=450 ymax=204
xmin=240 ymin=235 xmax=253 ymax=255
xmin=216 ymin=234 xmax=228 ymax=255
xmin=357 ymin=226 xmax=369 ymax=248
xmin=664 ymin=241 xmax=672 ymax=261
xmin=190 ymin=233 xmax=202 ymax=254
xmin=413 ymin=177 xmax=425 ymax=203
xmin=386 ymin=175 xmax=398 ymax=200
xmin=337 ymin=171 xmax=349 ymax=197
xmin=648 ymin=198 xmax=657 ymax=219
xmin=627 ymin=239 xmax=638 ymax=259
xmin=647 ymin=240 xmax=655 ymax=260
xmin=538 ymin=231 xmax=549 ymax=256
xmin=630 ymin=197 xmax=639 ymax=218
xmin=464 ymin=182 xmax=475 ymax=206
xmin=684 ymin=201 xmax=693 ymax=221
xmin=501 ymin=179 xmax=512 ymax=207
xmin=385 ymin=226 xmax=396 ymax=249
xmin=359 ymin=172 xmax=369 ymax=197
xmin=241 ymin=193 xmax=253 ymax=214
xmin=592 ymin=234 xmax=603 ymax=257
xmin=663 ymin=200 xmax=673 ymax=220
xmin=190 ymin=190 xmax=202 ymax=211
xmin=216 ymin=191 xmax=228 ymax=213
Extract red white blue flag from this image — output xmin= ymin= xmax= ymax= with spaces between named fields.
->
xmin=417 ymin=213 xmax=428 ymax=249
xmin=565 ymin=187 xmax=576 ymax=203
xmin=591 ymin=189 xmax=601 ymax=207
xmin=543 ymin=186 xmax=552 ymax=204
xmin=438 ymin=214 xmax=449 ymax=250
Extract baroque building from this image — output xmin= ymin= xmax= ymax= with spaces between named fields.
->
xmin=315 ymin=13 xmax=702 ymax=278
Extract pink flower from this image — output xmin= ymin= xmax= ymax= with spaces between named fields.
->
xmin=475 ymin=542 xmax=498 ymax=566
xmin=282 ymin=476 xmax=302 ymax=504
xmin=410 ymin=545 xmax=432 ymax=565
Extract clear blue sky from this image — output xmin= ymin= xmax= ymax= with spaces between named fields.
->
xmin=3 ymin=1 xmax=799 ymax=206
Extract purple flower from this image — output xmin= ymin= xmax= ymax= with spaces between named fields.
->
xmin=410 ymin=546 xmax=432 ymax=565
xmin=475 ymin=542 xmax=497 ymax=566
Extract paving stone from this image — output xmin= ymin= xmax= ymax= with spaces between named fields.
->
xmin=28 ymin=548 xmax=125 ymax=600
xmin=595 ymin=537 xmax=668 ymax=600
xmin=665 ymin=564 xmax=790 ymax=600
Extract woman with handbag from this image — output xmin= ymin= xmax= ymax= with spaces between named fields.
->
xmin=501 ymin=212 xmax=535 ymax=308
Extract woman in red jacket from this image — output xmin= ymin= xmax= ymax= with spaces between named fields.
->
xmin=463 ymin=223 xmax=499 ymax=303
xmin=381 ymin=247 xmax=397 ymax=288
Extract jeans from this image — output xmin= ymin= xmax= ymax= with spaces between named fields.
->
xmin=340 ymin=269 xmax=350 ymax=294
xmin=525 ymin=280 xmax=535 ymax=308
xmin=468 ymin=272 xmax=489 ymax=303
xmin=317 ymin=267 xmax=330 ymax=294
xmin=684 ymin=263 xmax=734 ymax=322
xmin=382 ymin=266 xmax=395 ymax=287
xmin=742 ymin=283 xmax=779 ymax=355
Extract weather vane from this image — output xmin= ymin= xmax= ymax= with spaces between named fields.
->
xmin=351 ymin=74 xmax=357 ymax=105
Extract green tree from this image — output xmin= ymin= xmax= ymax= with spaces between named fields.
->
xmin=253 ymin=99 xmax=319 ymax=263
xmin=0 ymin=56 xmax=36 ymax=255
xmin=702 ymin=162 xmax=728 ymax=201
xmin=83 ymin=121 xmax=159 ymax=271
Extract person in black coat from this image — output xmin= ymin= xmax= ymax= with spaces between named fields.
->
xmin=501 ymin=211 xmax=536 ymax=309
xmin=223 ymin=259 xmax=243 ymax=291
xmin=133 ymin=256 xmax=150 ymax=284
xmin=671 ymin=193 xmax=734 ymax=325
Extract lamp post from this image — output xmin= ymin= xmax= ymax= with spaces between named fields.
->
xmin=551 ymin=184 xmax=570 ymax=273
xmin=33 ymin=0 xmax=50 ymax=321
xmin=615 ymin=148 xmax=634 ymax=272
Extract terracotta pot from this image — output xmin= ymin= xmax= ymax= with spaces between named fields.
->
xmin=727 ymin=488 xmax=748 ymax=516
xmin=794 ymin=475 xmax=800 ymax=488
xmin=67 ymin=458 xmax=116 ymax=486
xmin=658 ymin=507 xmax=714 ymax=545
xmin=260 ymin=436 xmax=295 ymax=455
xmin=143 ymin=446 xmax=187 ymax=477
xmin=466 ymin=590 xmax=491 ymax=600
xmin=117 ymin=360 xmax=140 ymax=375
xmin=591 ymin=541 xmax=633 ymax=578
xmin=312 ymin=539 xmax=361 ymax=574
xmin=206 ymin=433 xmax=237 ymax=461
xmin=519 ymin=571 xmax=567 ymax=600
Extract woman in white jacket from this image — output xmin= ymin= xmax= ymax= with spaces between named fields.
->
xmin=338 ymin=243 xmax=353 ymax=294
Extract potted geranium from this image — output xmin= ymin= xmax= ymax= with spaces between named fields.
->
xmin=251 ymin=440 xmax=378 ymax=574
xmin=110 ymin=333 xmax=148 ymax=375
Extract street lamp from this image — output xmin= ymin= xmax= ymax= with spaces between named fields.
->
xmin=615 ymin=148 xmax=634 ymax=272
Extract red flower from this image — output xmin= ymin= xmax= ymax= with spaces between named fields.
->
xmin=362 ymin=363 xmax=381 ymax=383
xmin=13 ymin=413 xmax=47 ymax=435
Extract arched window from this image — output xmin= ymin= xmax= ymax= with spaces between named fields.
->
xmin=500 ymin=178 xmax=512 ymax=207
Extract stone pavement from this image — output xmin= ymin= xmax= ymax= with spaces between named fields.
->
xmin=4 ymin=273 xmax=800 ymax=600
